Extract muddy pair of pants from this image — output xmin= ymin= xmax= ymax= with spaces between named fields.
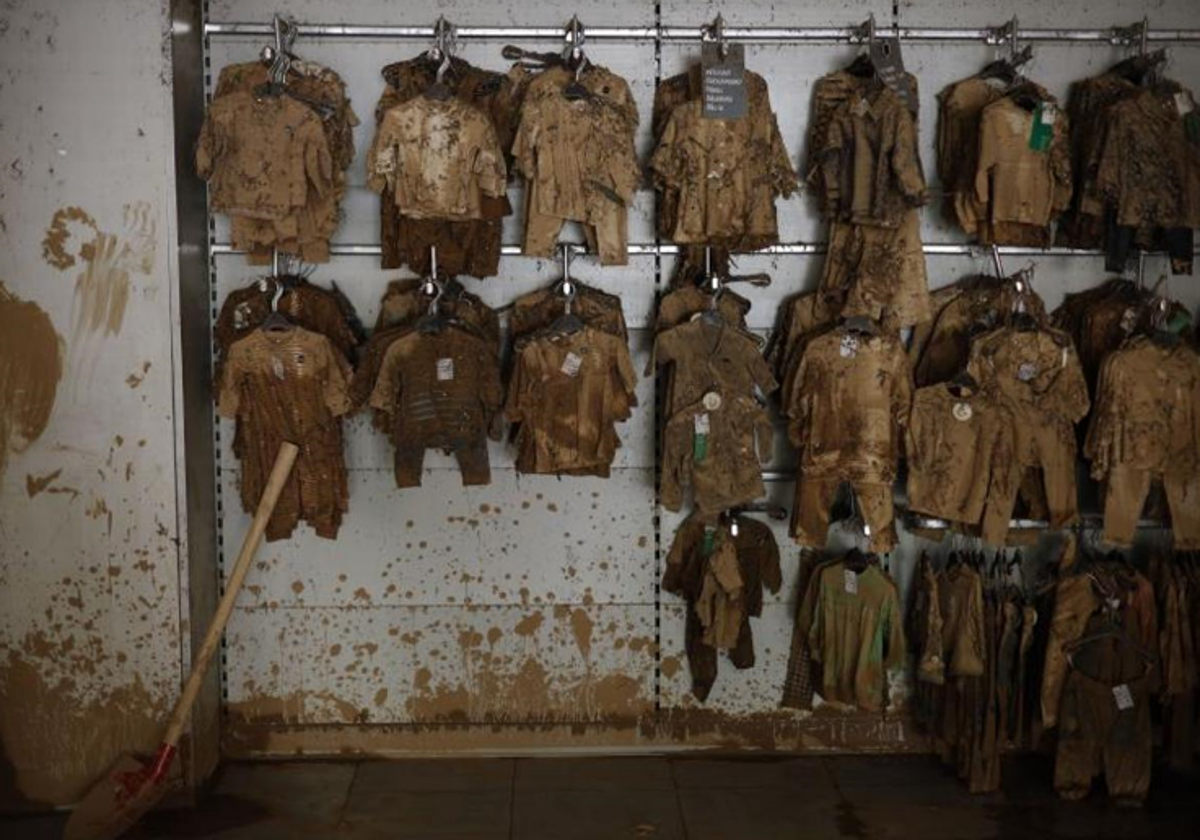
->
xmin=791 ymin=478 xmax=896 ymax=552
xmin=522 ymin=189 xmax=629 ymax=266
xmin=1054 ymin=670 xmax=1151 ymax=806
xmin=394 ymin=440 xmax=491 ymax=489
xmin=686 ymin=606 xmax=753 ymax=702
xmin=1103 ymin=467 xmax=1200 ymax=549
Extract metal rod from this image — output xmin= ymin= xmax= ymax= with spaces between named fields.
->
xmin=205 ymin=22 xmax=1200 ymax=43
xmin=210 ymin=242 xmax=1200 ymax=258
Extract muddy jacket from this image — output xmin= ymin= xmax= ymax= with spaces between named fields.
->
xmin=369 ymin=326 xmax=503 ymax=486
xmin=911 ymin=555 xmax=947 ymax=685
xmin=505 ymin=325 xmax=637 ymax=476
xmin=974 ymin=91 xmax=1072 ymax=246
xmin=967 ymin=326 xmax=1090 ymax=455
xmin=937 ymin=75 xmax=1006 ymax=234
xmin=654 ymin=320 xmax=777 ymax=418
xmin=197 ymin=90 xmax=333 ymax=223
xmin=1084 ymin=337 xmax=1200 ymax=478
xmin=806 ymin=560 xmax=906 ymax=711
xmin=368 ymin=95 xmax=507 ymax=220
xmin=909 ymin=275 xmax=1048 ymax=389
xmin=770 ymin=293 xmax=832 ymax=415
xmin=660 ymin=393 xmax=773 ymax=514
xmin=511 ymin=64 xmax=640 ymax=262
xmin=906 ymin=384 xmax=1020 ymax=545
xmin=214 ymin=277 xmax=358 ymax=384
xmin=375 ymin=56 xmax=516 ymax=276
xmin=1096 ymin=84 xmax=1200 ymax=231
xmin=819 ymin=82 xmax=927 ymax=228
xmin=786 ymin=327 xmax=913 ymax=483
xmin=939 ymin=565 xmax=986 ymax=678
xmin=651 ymin=67 xmax=797 ymax=248
xmin=806 ymin=70 xmax=920 ymax=216
xmin=217 ymin=327 xmax=352 ymax=541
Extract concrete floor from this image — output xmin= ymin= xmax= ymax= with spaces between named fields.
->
xmin=4 ymin=755 xmax=1199 ymax=839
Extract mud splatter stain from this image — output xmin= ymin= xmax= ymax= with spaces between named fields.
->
xmin=0 ymin=281 xmax=64 ymax=481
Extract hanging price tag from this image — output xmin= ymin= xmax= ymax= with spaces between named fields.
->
xmin=271 ymin=355 xmax=286 ymax=381
xmin=561 ymin=352 xmax=582 ymax=377
xmin=840 ymin=334 xmax=859 ymax=359
xmin=701 ymin=42 xmax=747 ymax=120
xmin=693 ymin=413 xmax=710 ymax=462
xmin=844 ymin=569 xmax=859 ymax=595
xmin=952 ymin=402 xmax=973 ymax=422
xmin=1112 ymin=684 xmax=1134 ymax=711
xmin=1017 ymin=362 xmax=1038 ymax=382
xmin=1029 ymin=102 xmax=1055 ymax=152
xmin=1175 ymin=91 xmax=1196 ymax=116
xmin=436 ymin=357 xmax=455 ymax=381
xmin=702 ymin=526 xmax=717 ymax=556
xmin=869 ymin=36 xmax=918 ymax=116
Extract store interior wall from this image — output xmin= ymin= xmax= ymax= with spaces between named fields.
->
xmin=0 ymin=0 xmax=196 ymax=810
xmin=2 ymin=0 xmax=1200 ymax=811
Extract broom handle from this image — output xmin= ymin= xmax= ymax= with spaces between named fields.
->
xmin=161 ymin=441 xmax=299 ymax=749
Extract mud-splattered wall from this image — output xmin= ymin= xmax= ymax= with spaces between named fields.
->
xmin=0 ymin=0 xmax=188 ymax=809
xmin=206 ymin=0 xmax=1200 ymax=759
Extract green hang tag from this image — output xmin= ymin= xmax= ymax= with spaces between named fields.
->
xmin=702 ymin=526 xmax=717 ymax=557
xmin=1185 ymin=112 xmax=1200 ymax=146
xmin=1028 ymin=102 xmax=1054 ymax=153
xmin=693 ymin=413 xmax=710 ymax=463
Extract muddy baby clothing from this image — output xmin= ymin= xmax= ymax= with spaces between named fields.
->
xmin=217 ymin=326 xmax=352 ymax=541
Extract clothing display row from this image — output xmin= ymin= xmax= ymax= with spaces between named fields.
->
xmin=780 ymin=549 xmax=906 ymax=712
xmin=653 ymin=281 xmax=775 ymax=514
xmin=938 ymin=73 xmax=1071 ymax=247
xmin=198 ymin=58 xmax=358 ymax=265
xmin=1059 ymin=54 xmax=1200 ymax=274
xmin=807 ymin=61 xmax=932 ymax=330
xmin=664 ymin=512 xmax=782 ymax=702
xmin=650 ymin=64 xmax=798 ymax=249
xmin=214 ymin=275 xmax=362 ymax=541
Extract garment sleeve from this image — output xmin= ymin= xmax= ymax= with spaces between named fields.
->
xmin=761 ymin=86 xmax=798 ymax=198
xmin=1049 ymin=112 xmax=1073 ymax=214
xmin=1082 ymin=354 xmax=1119 ymax=478
xmin=1052 ymin=342 xmax=1091 ymax=424
xmin=883 ymin=584 xmax=908 ymax=671
xmin=892 ymin=351 xmax=915 ymax=444
xmin=473 ymin=119 xmax=509 ymax=199
xmin=503 ymin=345 xmax=533 ymax=426
xmin=323 ymin=341 xmax=353 ymax=417
xmin=649 ymin=107 xmax=687 ymax=190
xmin=662 ymin=520 xmax=696 ymax=596
xmin=1093 ymin=109 xmax=1126 ymax=206
xmin=1041 ymin=575 xmax=1098 ymax=728
xmin=366 ymin=112 xmax=397 ymax=194
xmin=216 ymin=346 xmax=242 ymax=419
xmin=194 ymin=110 xmax=222 ymax=181
xmin=806 ymin=568 xmax=829 ymax=662
xmin=819 ymin=113 xmax=847 ymax=217
xmin=759 ymin=530 xmax=783 ymax=596
xmin=980 ymin=406 xmax=1021 ymax=546
xmin=755 ymin=409 xmax=774 ymax=465
xmin=892 ymin=107 xmax=928 ymax=205
xmin=786 ymin=348 xmax=816 ymax=449
xmin=935 ymin=86 xmax=958 ymax=195
xmin=659 ymin=420 xmax=686 ymax=513
xmin=368 ymin=342 xmax=403 ymax=414
xmin=302 ymin=120 xmax=333 ymax=200
xmin=749 ymin=345 xmax=779 ymax=397
xmin=510 ymin=100 xmax=539 ymax=182
xmin=973 ymin=105 xmax=999 ymax=210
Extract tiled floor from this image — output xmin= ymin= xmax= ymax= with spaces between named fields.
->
xmin=5 ymin=755 xmax=1199 ymax=839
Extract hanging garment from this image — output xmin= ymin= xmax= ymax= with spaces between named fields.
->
xmin=651 ymin=65 xmax=796 ymax=250
xmin=217 ymin=326 xmax=352 ymax=541
xmin=374 ymin=56 xmax=517 ymax=277
xmin=937 ymin=75 xmax=1007 ymax=234
xmin=1084 ymin=336 xmax=1200 ymax=548
xmin=664 ymin=514 xmax=781 ymax=702
xmin=369 ymin=325 xmax=504 ymax=488
xmin=805 ymin=558 xmax=907 ymax=712
xmin=505 ymin=324 xmax=638 ymax=477
xmin=511 ymin=64 xmax=640 ymax=265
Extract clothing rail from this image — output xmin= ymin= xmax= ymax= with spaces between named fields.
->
xmin=203 ymin=22 xmax=1200 ymax=44
xmin=208 ymin=242 xmax=1200 ymax=259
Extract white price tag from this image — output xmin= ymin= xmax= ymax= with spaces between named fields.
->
xmin=694 ymin=413 xmax=711 ymax=435
xmin=561 ymin=352 xmax=582 ymax=377
xmin=840 ymin=334 xmax=859 ymax=359
xmin=271 ymin=356 xmax=285 ymax=381
xmin=953 ymin=402 xmax=973 ymax=422
xmin=1113 ymin=684 xmax=1134 ymax=711
xmin=436 ymin=357 xmax=455 ymax=381
xmin=1017 ymin=362 xmax=1038 ymax=382
xmin=844 ymin=569 xmax=859 ymax=595
xmin=1175 ymin=91 xmax=1196 ymax=116
xmin=1041 ymin=103 xmax=1058 ymax=125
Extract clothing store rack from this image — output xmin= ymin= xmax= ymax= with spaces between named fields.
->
xmin=204 ymin=22 xmax=1200 ymax=44
xmin=209 ymin=242 xmax=1200 ymax=258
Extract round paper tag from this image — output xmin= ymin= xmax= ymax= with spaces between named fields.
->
xmin=953 ymin=402 xmax=973 ymax=422
xmin=702 ymin=391 xmax=723 ymax=411
xmin=839 ymin=335 xmax=858 ymax=358
xmin=1017 ymin=362 xmax=1038 ymax=382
